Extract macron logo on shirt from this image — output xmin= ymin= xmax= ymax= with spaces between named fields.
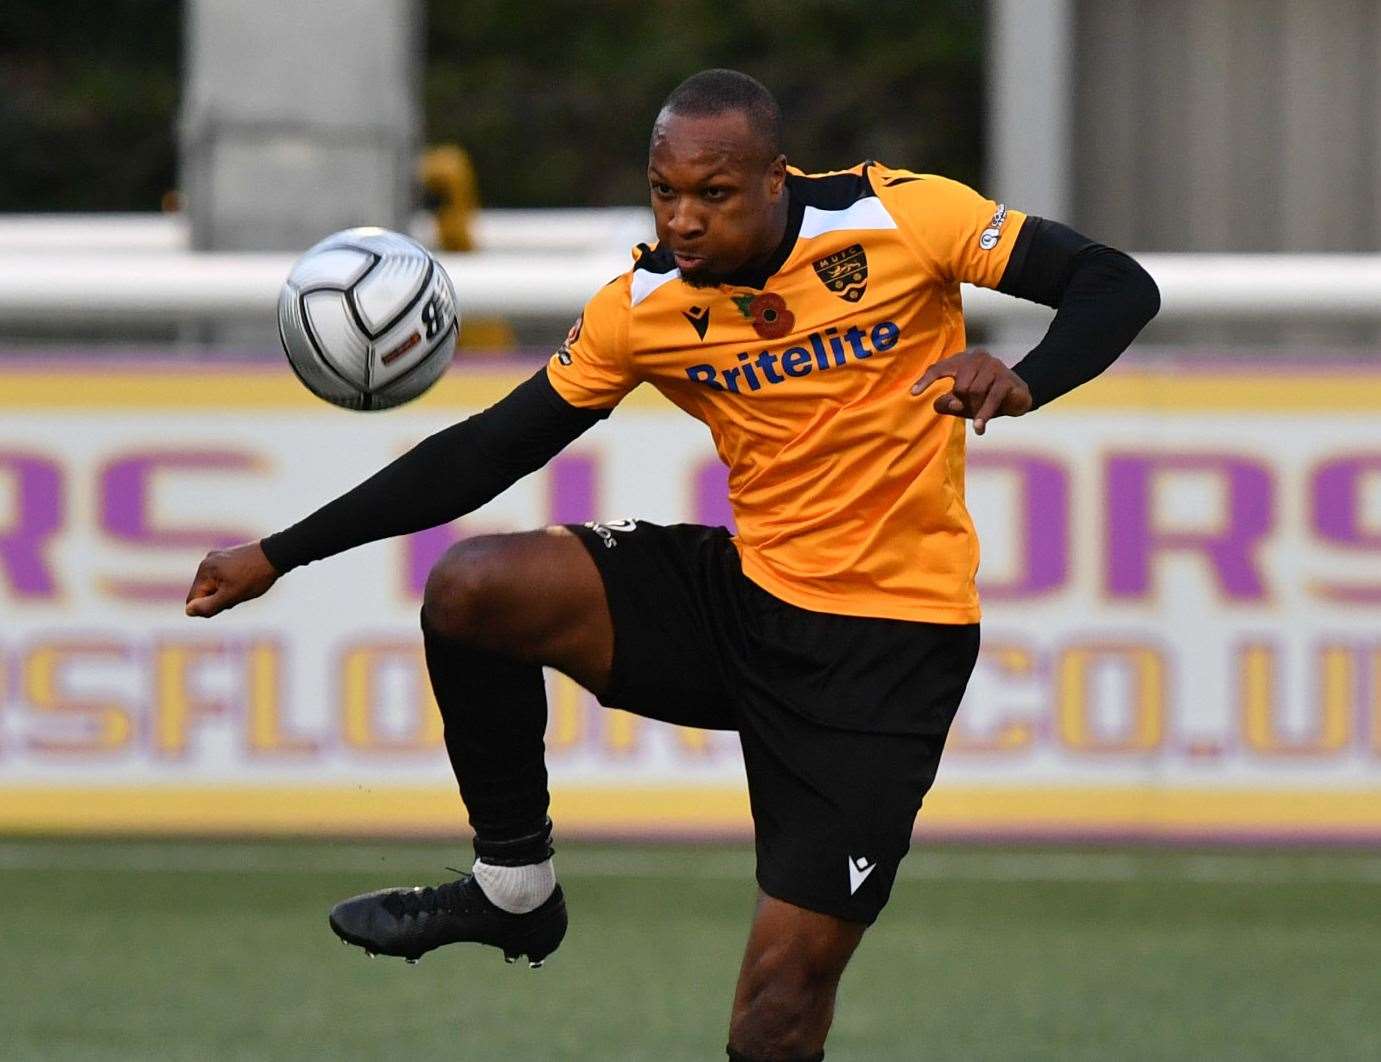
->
xmin=684 ymin=320 xmax=901 ymax=395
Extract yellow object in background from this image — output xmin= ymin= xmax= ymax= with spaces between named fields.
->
xmin=420 ymin=144 xmax=515 ymax=351
xmin=419 ymin=144 xmax=477 ymax=252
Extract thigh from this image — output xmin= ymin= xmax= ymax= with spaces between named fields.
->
xmin=732 ymin=608 xmax=978 ymax=923
xmin=740 ymin=713 xmax=952 ymax=925
xmin=426 ymin=525 xmax=615 ymax=694
xmin=567 ymin=520 xmax=740 ymax=731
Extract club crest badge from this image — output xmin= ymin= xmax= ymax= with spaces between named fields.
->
xmin=812 ymin=244 xmax=868 ymax=303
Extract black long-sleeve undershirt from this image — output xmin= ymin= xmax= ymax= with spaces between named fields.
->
xmin=998 ymin=217 xmax=1160 ymax=409
xmin=259 ymin=370 xmax=607 ymax=573
xmin=260 ymin=218 xmax=1158 ymax=574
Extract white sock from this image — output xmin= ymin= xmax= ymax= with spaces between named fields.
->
xmin=472 ymin=856 xmax=556 ymax=914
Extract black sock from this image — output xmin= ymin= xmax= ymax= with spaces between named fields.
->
xmin=421 ymin=614 xmax=553 ymax=864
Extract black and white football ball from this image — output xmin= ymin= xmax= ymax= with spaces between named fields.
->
xmin=277 ymin=227 xmax=459 ymax=410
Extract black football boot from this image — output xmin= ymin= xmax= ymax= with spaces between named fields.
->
xmin=328 ymin=873 xmax=567 ymax=968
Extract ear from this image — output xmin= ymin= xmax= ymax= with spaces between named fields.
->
xmin=767 ymin=154 xmax=787 ymax=196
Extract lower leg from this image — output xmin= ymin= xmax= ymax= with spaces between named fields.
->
xmin=422 ymin=617 xmax=555 ymax=909
xmin=727 ymin=892 xmax=866 ymax=1061
xmin=420 ymin=529 xmax=614 ymax=908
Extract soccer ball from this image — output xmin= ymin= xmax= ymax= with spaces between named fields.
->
xmin=277 ymin=227 xmax=459 ymax=410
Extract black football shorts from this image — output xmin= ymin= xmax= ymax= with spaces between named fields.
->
xmin=567 ymin=520 xmax=979 ymax=924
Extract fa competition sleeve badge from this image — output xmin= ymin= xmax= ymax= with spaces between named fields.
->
xmin=979 ymin=204 xmax=1008 ymax=250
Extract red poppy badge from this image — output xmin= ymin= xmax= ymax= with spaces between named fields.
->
xmin=731 ymin=291 xmax=794 ymax=340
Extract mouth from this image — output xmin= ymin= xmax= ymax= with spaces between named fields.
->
xmin=673 ymin=251 xmax=707 ymax=271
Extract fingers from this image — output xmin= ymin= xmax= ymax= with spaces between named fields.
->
xmin=972 ymin=378 xmax=1011 ymax=435
xmin=910 ymin=354 xmax=961 ymax=396
xmin=932 ymin=360 xmax=996 ymax=421
xmin=185 ymin=555 xmax=226 ymax=617
xmin=913 ymin=350 xmax=1026 ymax=435
xmin=185 ymin=588 xmax=226 ymax=618
xmin=185 ymin=558 xmax=216 ymax=608
xmin=911 ymin=349 xmax=995 ymax=397
xmin=933 ymin=391 xmax=964 ymax=416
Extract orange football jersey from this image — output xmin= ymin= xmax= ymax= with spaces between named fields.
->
xmin=547 ymin=163 xmax=1027 ymax=623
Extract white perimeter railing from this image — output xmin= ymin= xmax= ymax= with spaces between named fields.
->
xmin=1 ymin=212 xmax=1379 ymax=324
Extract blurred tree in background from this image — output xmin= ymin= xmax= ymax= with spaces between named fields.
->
xmin=0 ymin=1 xmax=181 ymax=210
xmin=427 ymin=0 xmax=986 ymax=206
xmin=0 ymin=0 xmax=983 ymax=211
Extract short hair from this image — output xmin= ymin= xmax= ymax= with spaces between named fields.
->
xmin=658 ymin=69 xmax=784 ymax=163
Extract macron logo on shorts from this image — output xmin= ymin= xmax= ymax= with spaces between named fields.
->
xmin=847 ymin=855 xmax=876 ymax=895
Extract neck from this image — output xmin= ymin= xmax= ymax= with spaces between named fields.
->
xmin=746 ymin=193 xmax=791 ymax=271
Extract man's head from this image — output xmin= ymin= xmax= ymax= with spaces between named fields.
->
xmin=648 ymin=70 xmax=788 ymax=288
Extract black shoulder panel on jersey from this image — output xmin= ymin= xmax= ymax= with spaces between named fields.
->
xmin=632 ymin=241 xmax=677 ymax=274
xmin=786 ymin=163 xmax=876 ymax=210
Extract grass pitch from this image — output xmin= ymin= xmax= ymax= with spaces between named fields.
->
xmin=2 ymin=839 xmax=1379 ymax=1060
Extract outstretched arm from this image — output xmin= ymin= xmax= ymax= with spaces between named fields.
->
xmin=185 ymin=367 xmax=608 ymax=617
xmin=911 ymin=218 xmax=1160 ymax=432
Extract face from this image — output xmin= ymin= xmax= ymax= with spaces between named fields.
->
xmin=647 ymin=109 xmax=787 ymax=288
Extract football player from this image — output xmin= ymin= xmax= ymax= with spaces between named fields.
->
xmin=186 ymin=69 xmax=1158 ymax=1062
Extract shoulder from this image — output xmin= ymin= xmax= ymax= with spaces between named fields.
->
xmin=784 ymin=161 xmax=979 ymax=208
xmin=585 ymin=238 xmax=678 ymax=313
xmin=624 ymin=241 xmax=685 ymax=309
xmin=786 ymin=162 xmax=993 ymax=237
xmin=867 ymin=167 xmax=995 ymax=221
xmin=786 ymin=162 xmax=902 ymax=239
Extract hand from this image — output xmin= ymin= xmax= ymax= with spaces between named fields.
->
xmin=910 ymin=348 xmax=1033 ymax=435
xmin=185 ymin=542 xmax=280 ymax=618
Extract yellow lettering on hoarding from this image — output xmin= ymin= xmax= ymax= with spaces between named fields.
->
xmin=677 ymin=726 xmax=711 ymax=754
xmin=1241 ymin=644 xmax=1350 ymax=755
xmin=547 ymin=672 xmax=584 ymax=750
xmin=1057 ymin=645 xmax=1164 ymax=752
xmin=1373 ymin=650 xmax=1381 ymax=756
xmin=247 ymin=643 xmax=316 ymax=754
xmin=341 ymin=644 xmax=443 ymax=752
xmin=605 ymin=709 xmax=638 ymax=754
xmin=950 ymin=644 xmax=1037 ymax=751
xmin=153 ymin=644 xmax=226 ymax=756
xmin=23 ymin=642 xmax=133 ymax=752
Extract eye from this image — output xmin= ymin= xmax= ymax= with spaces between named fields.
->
xmin=652 ymin=182 xmax=674 ymax=198
xmin=702 ymin=187 xmax=728 ymax=202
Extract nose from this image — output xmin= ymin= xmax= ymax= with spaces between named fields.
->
xmin=665 ymin=198 xmax=706 ymax=242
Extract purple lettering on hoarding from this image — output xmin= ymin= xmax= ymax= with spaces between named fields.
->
xmin=1107 ymin=453 xmax=1272 ymax=600
xmin=549 ymin=455 xmax=596 ymax=524
xmin=100 ymin=451 xmax=257 ymax=548
xmin=404 ymin=524 xmax=461 ymax=599
xmin=0 ymin=453 xmax=63 ymax=599
xmin=970 ymin=453 xmax=1068 ymax=599
xmin=100 ymin=451 xmax=261 ymax=602
xmin=401 ymin=458 xmax=598 ymax=598
xmin=694 ymin=459 xmax=735 ymax=531
xmin=1311 ymin=455 xmax=1381 ymax=602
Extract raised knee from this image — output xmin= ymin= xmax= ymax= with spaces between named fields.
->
xmin=422 ymin=536 xmax=510 ymax=642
